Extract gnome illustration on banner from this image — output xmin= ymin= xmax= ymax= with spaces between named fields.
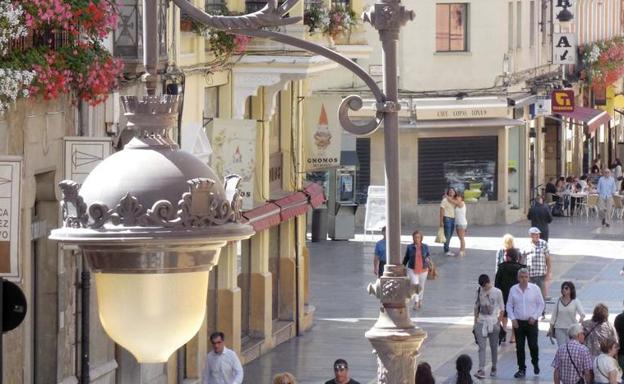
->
xmin=313 ymin=104 xmax=332 ymax=150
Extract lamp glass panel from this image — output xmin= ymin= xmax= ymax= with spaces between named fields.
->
xmin=95 ymin=271 xmax=209 ymax=363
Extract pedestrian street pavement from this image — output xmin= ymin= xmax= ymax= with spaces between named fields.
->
xmin=242 ymin=216 xmax=624 ymax=384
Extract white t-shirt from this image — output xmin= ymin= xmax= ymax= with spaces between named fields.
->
xmin=593 ymin=354 xmax=621 ymax=383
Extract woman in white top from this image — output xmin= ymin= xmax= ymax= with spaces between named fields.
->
xmin=473 ymin=274 xmax=504 ymax=379
xmin=594 ymin=339 xmax=622 ymax=384
xmin=550 ymin=281 xmax=585 ymax=346
xmin=454 ymin=193 xmax=467 ymax=257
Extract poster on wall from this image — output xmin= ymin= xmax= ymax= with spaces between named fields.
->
xmin=0 ymin=157 xmax=21 ymax=279
xmin=208 ymin=119 xmax=257 ymax=210
xmin=444 ymin=160 xmax=496 ymax=202
xmin=304 ymin=95 xmax=342 ymax=172
xmin=64 ymin=137 xmax=113 ymax=185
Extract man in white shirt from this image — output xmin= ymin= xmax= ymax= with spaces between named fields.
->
xmin=202 ymin=331 xmax=244 ymax=384
xmin=506 ymin=268 xmax=545 ymax=379
xmin=597 ymin=168 xmax=617 ymax=227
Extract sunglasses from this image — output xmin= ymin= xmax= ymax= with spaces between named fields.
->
xmin=334 ymin=365 xmax=347 ymax=372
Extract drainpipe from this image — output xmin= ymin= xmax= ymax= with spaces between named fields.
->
xmin=80 ymin=253 xmax=90 ymax=384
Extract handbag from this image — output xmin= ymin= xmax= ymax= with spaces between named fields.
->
xmin=427 ymin=260 xmax=438 ymax=280
xmin=498 ymin=327 xmax=507 ymax=345
xmin=547 ymin=299 xmax=560 ymax=339
xmin=435 ymin=227 xmax=446 ymax=244
xmin=566 ymin=344 xmax=586 ymax=384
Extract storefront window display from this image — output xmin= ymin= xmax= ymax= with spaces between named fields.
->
xmin=418 ymin=136 xmax=498 ymax=203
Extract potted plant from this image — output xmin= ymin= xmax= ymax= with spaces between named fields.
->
xmin=323 ymin=5 xmax=357 ymax=40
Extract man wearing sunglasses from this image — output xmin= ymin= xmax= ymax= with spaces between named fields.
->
xmin=202 ymin=331 xmax=243 ymax=384
xmin=325 ymin=359 xmax=360 ymax=384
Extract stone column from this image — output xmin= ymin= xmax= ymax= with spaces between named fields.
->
xmin=217 ymin=243 xmax=242 ymax=354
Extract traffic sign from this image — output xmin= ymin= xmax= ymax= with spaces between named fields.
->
xmin=2 ymin=280 xmax=26 ymax=333
xmin=553 ymin=33 xmax=577 ymax=64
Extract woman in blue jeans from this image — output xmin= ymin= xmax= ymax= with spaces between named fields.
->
xmin=439 ymin=187 xmax=458 ymax=256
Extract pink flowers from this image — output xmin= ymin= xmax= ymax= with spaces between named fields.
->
xmin=15 ymin=0 xmax=123 ymax=106
xmin=233 ymin=35 xmax=251 ymax=54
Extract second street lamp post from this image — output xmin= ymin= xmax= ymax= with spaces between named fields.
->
xmin=172 ymin=0 xmax=428 ymax=380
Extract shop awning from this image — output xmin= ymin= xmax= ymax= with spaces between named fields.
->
xmin=400 ymin=118 xmax=525 ymax=129
xmin=303 ymin=182 xmax=326 ymax=208
xmin=507 ymin=93 xmax=536 ymax=108
xmin=558 ymin=107 xmax=611 ymax=134
xmin=275 ymin=192 xmax=309 ymax=222
xmin=242 ymin=203 xmax=281 ymax=232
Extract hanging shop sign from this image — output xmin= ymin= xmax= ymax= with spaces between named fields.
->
xmin=0 ymin=157 xmax=21 ymax=279
xmin=64 ymin=137 xmax=113 ymax=185
xmin=304 ymin=95 xmax=343 ymax=172
xmin=551 ymin=90 xmax=575 ymax=113
xmin=534 ymin=96 xmax=552 ymax=116
xmin=208 ymin=118 xmax=257 ymax=210
xmin=553 ymin=33 xmax=577 ymax=65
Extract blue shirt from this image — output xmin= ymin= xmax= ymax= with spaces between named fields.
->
xmin=374 ymin=239 xmax=386 ymax=263
xmin=597 ymin=175 xmax=617 ymax=199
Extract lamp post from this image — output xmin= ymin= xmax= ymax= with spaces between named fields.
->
xmin=52 ymin=0 xmax=427 ymax=380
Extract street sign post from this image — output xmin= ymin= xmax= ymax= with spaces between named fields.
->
xmin=553 ymin=33 xmax=577 ymax=64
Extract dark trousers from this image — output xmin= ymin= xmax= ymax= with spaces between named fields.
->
xmin=514 ymin=320 xmax=539 ymax=371
xmin=377 ymin=261 xmax=386 ymax=278
xmin=539 ymin=230 xmax=549 ymax=242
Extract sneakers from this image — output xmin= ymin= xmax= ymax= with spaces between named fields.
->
xmin=513 ymin=369 xmax=526 ymax=378
xmin=474 ymin=369 xmax=486 ymax=379
xmin=490 ymin=368 xmax=497 ymax=377
xmin=445 ymin=251 xmax=455 ymax=257
xmin=534 ymin=365 xmax=540 ymax=375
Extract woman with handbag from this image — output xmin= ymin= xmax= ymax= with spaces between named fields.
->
xmin=403 ymin=230 xmax=431 ymax=310
xmin=473 ymin=274 xmax=504 ymax=379
xmin=549 ymin=281 xmax=586 ymax=346
xmin=593 ymin=339 xmax=622 ymax=384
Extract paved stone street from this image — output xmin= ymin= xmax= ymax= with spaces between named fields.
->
xmin=243 ymin=216 xmax=624 ymax=383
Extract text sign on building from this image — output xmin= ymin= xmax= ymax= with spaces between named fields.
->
xmin=534 ymin=96 xmax=552 ymax=116
xmin=553 ymin=33 xmax=577 ymax=64
xmin=64 ymin=137 xmax=113 ymax=185
xmin=0 ymin=157 xmax=22 ymax=279
xmin=304 ymin=95 xmax=343 ymax=172
xmin=415 ymin=104 xmax=509 ymax=120
xmin=551 ymin=90 xmax=575 ymax=113
xmin=208 ymin=118 xmax=257 ymax=210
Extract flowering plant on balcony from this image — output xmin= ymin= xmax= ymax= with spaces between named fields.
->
xmin=22 ymin=0 xmax=119 ymax=38
xmin=581 ymin=37 xmax=624 ymax=89
xmin=0 ymin=0 xmax=123 ymax=112
xmin=181 ymin=7 xmax=251 ymax=71
xmin=304 ymin=4 xmax=356 ymax=39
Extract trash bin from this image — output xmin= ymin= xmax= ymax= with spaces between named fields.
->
xmin=311 ymin=207 xmax=328 ymax=242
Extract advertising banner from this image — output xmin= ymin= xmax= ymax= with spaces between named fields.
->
xmin=304 ymin=95 xmax=343 ymax=172
xmin=208 ymin=119 xmax=257 ymax=210
xmin=0 ymin=157 xmax=22 ymax=279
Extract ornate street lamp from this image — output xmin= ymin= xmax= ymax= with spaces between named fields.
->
xmin=53 ymin=0 xmax=427 ymax=379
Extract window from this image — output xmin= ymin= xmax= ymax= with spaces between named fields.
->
xmin=436 ymin=3 xmax=468 ymax=52
xmin=418 ymin=137 xmax=498 ymax=203
xmin=205 ymin=0 xmax=225 ymax=12
xmin=529 ymin=1 xmax=535 ymax=47
xmin=516 ymin=1 xmax=522 ymax=48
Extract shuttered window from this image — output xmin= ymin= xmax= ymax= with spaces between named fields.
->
xmin=418 ymin=136 xmax=498 ymax=203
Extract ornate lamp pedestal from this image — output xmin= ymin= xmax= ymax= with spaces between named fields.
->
xmin=367 ymin=265 xmax=426 ymax=383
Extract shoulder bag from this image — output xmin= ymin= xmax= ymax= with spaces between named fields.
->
xmin=547 ymin=299 xmax=560 ymax=339
xmin=566 ymin=344 xmax=586 ymax=384
xmin=472 ymin=287 xmax=480 ymax=344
